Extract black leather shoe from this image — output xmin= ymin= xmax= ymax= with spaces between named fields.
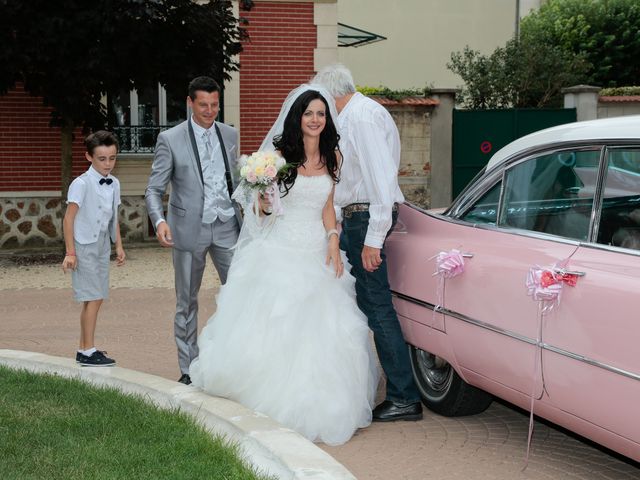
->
xmin=372 ymin=400 xmax=423 ymax=422
xmin=178 ymin=374 xmax=192 ymax=385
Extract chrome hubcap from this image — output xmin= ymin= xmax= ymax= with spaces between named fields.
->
xmin=415 ymin=348 xmax=454 ymax=396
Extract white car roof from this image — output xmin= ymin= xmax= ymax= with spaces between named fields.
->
xmin=486 ymin=115 xmax=640 ymax=171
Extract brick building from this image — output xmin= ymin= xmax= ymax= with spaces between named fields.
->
xmin=0 ymin=0 xmax=338 ymax=248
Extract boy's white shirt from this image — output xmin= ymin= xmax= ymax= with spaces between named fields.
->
xmin=67 ymin=166 xmax=121 ymax=244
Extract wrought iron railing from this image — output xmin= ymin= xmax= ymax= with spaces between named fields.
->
xmin=111 ymin=125 xmax=171 ymax=153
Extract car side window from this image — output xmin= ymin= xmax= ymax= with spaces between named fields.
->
xmin=460 ymin=183 xmax=501 ymax=225
xmin=499 ymin=149 xmax=600 ymax=240
xmin=597 ymin=148 xmax=640 ymax=251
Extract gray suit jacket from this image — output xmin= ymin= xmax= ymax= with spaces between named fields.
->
xmin=145 ymin=119 xmax=241 ymax=252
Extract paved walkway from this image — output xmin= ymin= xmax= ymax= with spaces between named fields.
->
xmin=1 ymin=245 xmax=638 ymax=479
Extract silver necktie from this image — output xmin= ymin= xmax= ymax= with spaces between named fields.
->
xmin=203 ymin=130 xmax=213 ymax=162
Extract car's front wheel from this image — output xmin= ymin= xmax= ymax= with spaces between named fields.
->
xmin=409 ymin=345 xmax=493 ymax=416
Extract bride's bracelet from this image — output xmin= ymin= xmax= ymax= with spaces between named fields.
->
xmin=326 ymin=228 xmax=339 ymax=239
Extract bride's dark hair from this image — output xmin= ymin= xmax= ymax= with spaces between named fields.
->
xmin=273 ymin=90 xmax=340 ymax=196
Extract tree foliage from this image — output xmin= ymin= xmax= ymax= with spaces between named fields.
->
xmin=448 ymin=41 xmax=589 ymax=109
xmin=0 ymin=0 xmax=251 ymax=197
xmin=448 ymin=47 xmax=510 ymax=109
xmin=448 ymin=0 xmax=640 ymax=108
xmin=520 ymin=0 xmax=640 ymax=88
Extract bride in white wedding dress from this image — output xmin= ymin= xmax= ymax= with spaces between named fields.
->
xmin=190 ymin=86 xmax=379 ymax=446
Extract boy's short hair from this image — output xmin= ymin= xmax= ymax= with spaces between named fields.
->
xmin=85 ymin=130 xmax=119 ymax=156
xmin=188 ymin=76 xmax=221 ymax=100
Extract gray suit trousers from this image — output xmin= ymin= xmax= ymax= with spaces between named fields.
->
xmin=173 ymin=216 xmax=239 ymax=374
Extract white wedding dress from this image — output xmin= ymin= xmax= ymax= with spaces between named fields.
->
xmin=190 ymin=174 xmax=379 ymax=446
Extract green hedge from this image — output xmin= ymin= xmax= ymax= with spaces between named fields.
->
xmin=599 ymin=86 xmax=640 ymax=96
xmin=356 ymin=85 xmax=431 ymax=100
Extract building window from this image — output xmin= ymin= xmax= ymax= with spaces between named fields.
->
xmin=109 ymin=84 xmax=186 ymax=153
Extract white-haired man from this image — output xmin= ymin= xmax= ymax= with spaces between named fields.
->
xmin=313 ymin=64 xmax=422 ymax=421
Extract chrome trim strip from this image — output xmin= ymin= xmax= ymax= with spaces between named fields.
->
xmin=392 ymin=291 xmax=435 ymax=310
xmin=578 ymin=241 xmax=640 ymax=256
xmin=436 ymin=304 xmax=538 ymax=346
xmin=392 ymin=291 xmax=640 ymax=382
xmin=588 ymin=146 xmax=609 ymax=242
xmin=542 ymin=343 xmax=640 ymax=382
xmin=392 ymin=291 xmax=536 ymax=346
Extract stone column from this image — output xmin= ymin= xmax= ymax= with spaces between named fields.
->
xmin=223 ymin=1 xmax=241 ymax=133
xmin=314 ymin=1 xmax=338 ymax=71
xmin=562 ymin=85 xmax=601 ymax=122
xmin=429 ymin=88 xmax=458 ymax=208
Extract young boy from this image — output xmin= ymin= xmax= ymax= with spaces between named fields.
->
xmin=62 ymin=130 xmax=125 ymax=366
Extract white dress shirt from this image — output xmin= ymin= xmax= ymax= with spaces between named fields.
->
xmin=335 ymin=92 xmax=404 ymax=248
xmin=67 ymin=166 xmax=120 ymax=244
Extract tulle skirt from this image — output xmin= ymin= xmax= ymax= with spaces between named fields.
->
xmin=190 ymin=239 xmax=379 ymax=446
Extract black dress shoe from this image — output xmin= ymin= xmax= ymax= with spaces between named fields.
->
xmin=372 ymin=400 xmax=423 ymax=422
xmin=178 ymin=374 xmax=192 ymax=385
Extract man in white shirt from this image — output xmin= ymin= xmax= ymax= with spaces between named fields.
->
xmin=314 ymin=64 xmax=422 ymax=421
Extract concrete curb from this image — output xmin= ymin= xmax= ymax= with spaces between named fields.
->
xmin=0 ymin=349 xmax=356 ymax=480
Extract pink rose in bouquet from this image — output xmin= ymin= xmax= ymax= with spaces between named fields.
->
xmin=238 ymin=151 xmax=290 ymax=215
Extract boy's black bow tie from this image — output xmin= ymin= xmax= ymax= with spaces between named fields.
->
xmin=99 ymin=178 xmax=113 ymax=185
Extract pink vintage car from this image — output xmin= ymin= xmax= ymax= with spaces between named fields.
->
xmin=387 ymin=115 xmax=640 ymax=462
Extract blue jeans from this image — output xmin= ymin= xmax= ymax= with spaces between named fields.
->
xmin=341 ymin=210 xmax=420 ymax=405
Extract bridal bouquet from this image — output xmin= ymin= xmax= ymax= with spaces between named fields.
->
xmin=237 ymin=150 xmax=290 ymax=216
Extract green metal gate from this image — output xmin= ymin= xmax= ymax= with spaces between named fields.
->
xmin=452 ymin=108 xmax=577 ymax=198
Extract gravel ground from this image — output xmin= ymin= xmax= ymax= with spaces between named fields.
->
xmin=0 ymin=244 xmax=221 ymax=290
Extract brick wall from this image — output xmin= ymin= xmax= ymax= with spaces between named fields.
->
xmin=1 ymin=3 xmax=320 ymax=191
xmin=0 ymin=83 xmax=87 ymax=192
xmin=239 ymin=1 xmax=317 ymax=154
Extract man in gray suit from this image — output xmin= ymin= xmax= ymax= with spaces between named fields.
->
xmin=145 ymin=76 xmax=241 ymax=385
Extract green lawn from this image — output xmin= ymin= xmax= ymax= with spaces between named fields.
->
xmin=0 ymin=365 xmax=274 ymax=480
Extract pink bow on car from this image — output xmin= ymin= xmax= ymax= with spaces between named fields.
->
xmin=433 ymin=249 xmax=466 ymax=278
xmin=526 ymin=265 xmax=579 ymax=305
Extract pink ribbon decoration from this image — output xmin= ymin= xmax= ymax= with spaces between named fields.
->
xmin=526 ymin=267 xmax=563 ymax=306
xmin=523 ymin=261 xmax=579 ymax=469
xmin=525 ymin=265 xmax=579 ymax=311
xmin=263 ymin=182 xmax=284 ymax=216
xmin=430 ymin=249 xmax=467 ymax=331
xmin=433 ymin=249 xmax=466 ymax=278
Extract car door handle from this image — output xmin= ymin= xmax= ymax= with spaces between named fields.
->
xmin=553 ymin=267 xmax=586 ymax=277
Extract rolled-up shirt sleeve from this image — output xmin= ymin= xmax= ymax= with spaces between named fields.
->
xmin=350 ymin=118 xmax=398 ymax=248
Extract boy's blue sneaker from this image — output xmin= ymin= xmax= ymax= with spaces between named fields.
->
xmin=76 ymin=350 xmax=116 ymax=367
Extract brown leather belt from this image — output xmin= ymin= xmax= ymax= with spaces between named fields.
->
xmin=342 ymin=202 xmax=399 ymax=219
